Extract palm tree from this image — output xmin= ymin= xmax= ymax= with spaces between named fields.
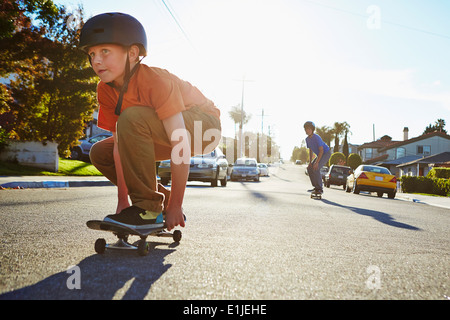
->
xmin=332 ymin=122 xmax=351 ymax=153
xmin=229 ymin=104 xmax=251 ymax=134
xmin=316 ymin=126 xmax=334 ymax=148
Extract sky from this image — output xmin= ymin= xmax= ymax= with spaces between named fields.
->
xmin=55 ymin=0 xmax=450 ymax=159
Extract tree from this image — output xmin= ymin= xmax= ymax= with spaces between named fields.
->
xmin=347 ymin=153 xmax=362 ymax=170
xmin=228 ymin=104 xmax=251 ymax=136
xmin=423 ymin=119 xmax=447 ymax=135
xmin=329 ymin=152 xmax=346 ymax=166
xmin=332 ymin=121 xmax=350 ymax=153
xmin=342 ymin=131 xmax=349 ymax=159
xmin=291 ymin=146 xmax=309 ymax=163
xmin=0 ymin=1 xmax=97 ymax=157
xmin=316 ymin=125 xmax=334 ymax=148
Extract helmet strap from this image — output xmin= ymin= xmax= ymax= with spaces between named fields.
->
xmin=114 ymin=52 xmax=143 ymax=116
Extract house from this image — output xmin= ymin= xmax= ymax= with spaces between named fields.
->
xmin=358 ymin=128 xmax=450 ymax=176
xmin=397 ymin=152 xmax=450 ymax=177
xmin=379 ymin=155 xmax=422 ymax=177
xmin=358 ymin=135 xmax=399 ymax=163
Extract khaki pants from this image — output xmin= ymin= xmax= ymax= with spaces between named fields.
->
xmin=90 ymin=106 xmax=221 ymax=212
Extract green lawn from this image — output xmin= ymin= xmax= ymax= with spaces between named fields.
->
xmin=0 ymin=158 xmax=103 ymax=176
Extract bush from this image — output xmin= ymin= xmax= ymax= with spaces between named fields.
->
xmin=347 ymin=153 xmax=362 ymax=170
xmin=427 ymin=168 xmax=450 ymax=179
xmin=433 ymin=178 xmax=450 ymax=196
xmin=400 ymin=176 xmax=450 ymax=196
xmin=0 ymin=127 xmax=9 ymax=153
xmin=329 ymin=152 xmax=346 ymax=166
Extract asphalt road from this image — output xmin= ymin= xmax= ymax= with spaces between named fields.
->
xmin=0 ymin=163 xmax=449 ymax=300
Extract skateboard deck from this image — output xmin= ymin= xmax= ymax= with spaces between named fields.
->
xmin=86 ymin=220 xmax=182 ymax=256
xmin=310 ymin=192 xmax=322 ymax=200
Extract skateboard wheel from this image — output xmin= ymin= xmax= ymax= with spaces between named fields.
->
xmin=137 ymin=239 xmax=149 ymax=256
xmin=173 ymin=230 xmax=182 ymax=242
xmin=95 ymin=238 xmax=106 ymax=254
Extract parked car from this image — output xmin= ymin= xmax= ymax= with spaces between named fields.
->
xmin=70 ymin=132 xmax=112 ymax=161
xmin=258 ymin=163 xmax=269 ymax=177
xmin=158 ymin=148 xmax=228 ymax=187
xmin=305 ymin=165 xmax=329 ymax=179
xmin=324 ymin=164 xmax=352 ymax=189
xmin=320 ymin=166 xmax=329 ymax=180
xmin=230 ymin=158 xmax=260 ymax=182
xmin=346 ymin=165 xmax=397 ymax=199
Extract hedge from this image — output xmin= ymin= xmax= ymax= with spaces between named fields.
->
xmin=400 ymin=176 xmax=450 ymax=196
xmin=427 ymin=167 xmax=450 ymax=179
xmin=329 ymin=152 xmax=346 ymax=166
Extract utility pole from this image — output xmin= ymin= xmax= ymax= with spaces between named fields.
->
xmin=257 ymin=108 xmax=270 ymax=136
xmin=236 ymin=76 xmax=254 ymax=158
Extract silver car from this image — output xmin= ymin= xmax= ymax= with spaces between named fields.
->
xmin=158 ymin=148 xmax=228 ymax=187
xmin=230 ymin=157 xmax=260 ymax=182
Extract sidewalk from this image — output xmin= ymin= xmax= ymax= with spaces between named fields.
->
xmin=0 ymin=175 xmax=113 ymax=189
xmin=395 ymin=192 xmax=450 ymax=210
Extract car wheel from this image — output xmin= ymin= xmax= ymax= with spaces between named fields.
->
xmin=211 ymin=170 xmax=218 ymax=187
xmin=388 ymin=190 xmax=396 ymax=199
xmin=345 ymin=183 xmax=351 ymax=193
xmin=70 ymin=147 xmax=82 ymax=160
xmin=377 ymin=192 xmax=383 ymax=197
xmin=220 ymin=175 xmax=227 ymax=187
xmin=352 ymin=181 xmax=360 ymax=194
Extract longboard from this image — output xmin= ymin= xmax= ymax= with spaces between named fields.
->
xmin=87 ymin=220 xmax=182 ymax=256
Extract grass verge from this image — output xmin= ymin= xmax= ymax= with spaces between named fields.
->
xmin=0 ymin=158 xmax=103 ymax=176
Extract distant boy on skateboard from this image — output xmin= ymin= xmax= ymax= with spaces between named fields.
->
xmin=304 ymin=121 xmax=331 ymax=195
xmin=79 ymin=13 xmax=221 ymax=231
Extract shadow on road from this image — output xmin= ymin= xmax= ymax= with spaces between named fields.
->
xmin=321 ymin=199 xmax=421 ymax=231
xmin=0 ymin=242 xmax=176 ymax=300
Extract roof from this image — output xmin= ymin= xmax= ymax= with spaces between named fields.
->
xmin=380 ymin=131 xmax=450 ymax=152
xmin=397 ymin=152 xmax=450 ymax=167
xmin=364 ymin=153 xmax=389 ymax=164
xmin=358 ymin=139 xmax=399 ymax=150
xmin=380 ymin=155 xmax=422 ymax=165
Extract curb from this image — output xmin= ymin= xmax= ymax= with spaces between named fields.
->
xmin=0 ymin=180 xmax=114 ymax=189
xmin=396 ymin=193 xmax=450 ymax=210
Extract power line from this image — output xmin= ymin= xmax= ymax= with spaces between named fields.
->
xmin=302 ymin=0 xmax=450 ymax=41
xmin=160 ymin=0 xmax=198 ymax=51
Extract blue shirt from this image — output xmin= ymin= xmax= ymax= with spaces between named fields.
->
xmin=306 ymin=133 xmax=330 ymax=156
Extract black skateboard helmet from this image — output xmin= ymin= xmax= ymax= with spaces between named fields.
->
xmin=79 ymin=12 xmax=147 ymax=56
xmin=80 ymin=12 xmax=147 ymax=116
xmin=304 ymin=121 xmax=316 ymax=132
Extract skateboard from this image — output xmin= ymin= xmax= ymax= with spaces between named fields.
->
xmin=310 ymin=191 xmax=322 ymax=200
xmin=86 ymin=220 xmax=182 ymax=256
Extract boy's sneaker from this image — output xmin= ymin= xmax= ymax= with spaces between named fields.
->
xmin=104 ymin=205 xmax=164 ymax=230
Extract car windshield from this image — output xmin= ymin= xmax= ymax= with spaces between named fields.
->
xmin=235 ymin=159 xmax=256 ymax=167
xmin=333 ymin=167 xmax=351 ymax=174
xmin=363 ymin=166 xmax=391 ymax=175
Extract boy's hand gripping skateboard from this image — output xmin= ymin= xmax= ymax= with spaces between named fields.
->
xmin=86 ymin=220 xmax=182 ymax=256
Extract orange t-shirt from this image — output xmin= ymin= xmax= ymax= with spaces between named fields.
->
xmin=96 ymin=64 xmax=220 ymax=132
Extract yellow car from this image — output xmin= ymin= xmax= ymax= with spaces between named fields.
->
xmin=346 ymin=165 xmax=397 ymax=199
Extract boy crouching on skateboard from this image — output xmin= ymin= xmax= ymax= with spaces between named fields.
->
xmin=304 ymin=121 xmax=331 ymax=195
xmin=79 ymin=13 xmax=221 ymax=231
